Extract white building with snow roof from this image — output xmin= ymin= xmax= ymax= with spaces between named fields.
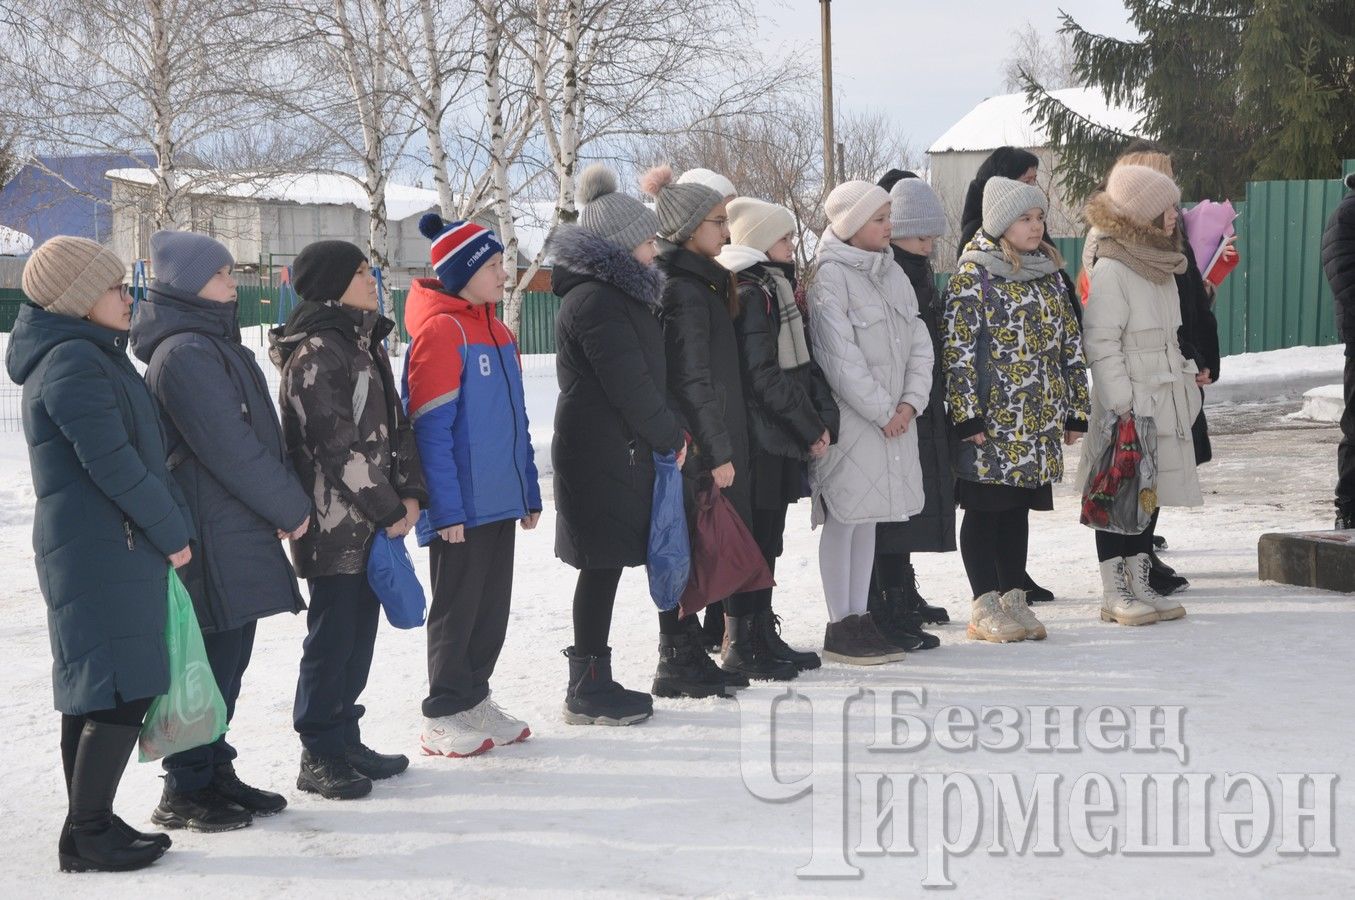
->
xmin=104 ymin=169 xmax=533 ymax=279
xmin=926 ymin=87 xmax=1144 ymax=261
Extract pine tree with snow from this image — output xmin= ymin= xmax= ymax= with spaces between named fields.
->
xmin=1022 ymin=1 xmax=1355 ymax=203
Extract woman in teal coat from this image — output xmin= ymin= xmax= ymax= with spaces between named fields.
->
xmin=6 ymin=236 xmax=193 ymax=873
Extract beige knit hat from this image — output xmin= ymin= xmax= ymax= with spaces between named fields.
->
xmin=727 ymin=198 xmax=795 ymax=254
xmin=22 ymin=236 xmax=126 ymax=318
xmin=1106 ymin=164 xmax=1181 ymax=226
xmin=825 ymin=181 xmax=890 ymax=241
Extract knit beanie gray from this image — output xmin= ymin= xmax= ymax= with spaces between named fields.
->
xmin=576 ymin=163 xmax=659 ymax=251
xmin=150 ymin=230 xmax=234 ymax=296
xmin=889 ymin=179 xmax=948 ymax=238
xmin=640 ymin=164 xmax=723 ymax=244
xmin=981 ymin=177 xmax=1048 ymax=239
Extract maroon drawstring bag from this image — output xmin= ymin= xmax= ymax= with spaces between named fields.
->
xmin=678 ymin=480 xmax=774 ymax=617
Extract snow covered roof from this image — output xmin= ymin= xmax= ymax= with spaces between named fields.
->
xmin=104 ymin=168 xmax=440 ymax=222
xmin=0 ymin=225 xmax=34 ymax=256
xmin=927 ymin=88 xmax=1144 ymax=155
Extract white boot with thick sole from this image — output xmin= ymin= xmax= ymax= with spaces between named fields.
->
xmin=998 ymin=589 xmax=1047 ymax=640
xmin=1099 ymin=557 xmax=1160 ymax=626
xmin=968 ymin=591 xmax=1028 ymax=643
xmin=1127 ymin=553 xmax=1186 ymax=621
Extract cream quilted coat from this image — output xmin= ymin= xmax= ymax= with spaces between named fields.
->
xmin=807 ymin=230 xmax=933 ymax=525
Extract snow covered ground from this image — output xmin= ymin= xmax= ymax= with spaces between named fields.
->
xmin=1 ymin=363 xmax=1353 ymax=896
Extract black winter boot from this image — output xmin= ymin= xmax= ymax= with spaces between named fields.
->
xmin=699 ymin=601 xmax=726 ymax=652
xmin=346 ymin=743 xmax=410 ymax=780
xmin=1019 ymin=572 xmax=1055 ymax=603
xmin=719 ymin=614 xmax=798 ymax=681
xmin=59 ymin=721 xmax=167 ymax=873
xmin=753 ymin=608 xmax=821 ymax=670
xmin=297 ymin=750 xmax=372 ymax=800
xmin=1147 ymin=552 xmax=1188 ymax=596
xmin=869 ymin=587 xmax=940 ymax=651
xmin=61 ymin=722 xmax=170 ymax=850
xmin=1152 ymin=533 xmax=1169 ymax=550
xmin=901 ymin=562 xmax=950 ymax=624
xmin=653 ymin=630 xmax=732 ymax=699
xmin=151 ymin=784 xmax=252 ymax=833
xmin=563 ymin=647 xmax=653 ymax=726
xmin=683 ymin=615 xmax=748 ymax=688
xmin=211 ymin=762 xmax=288 ymax=816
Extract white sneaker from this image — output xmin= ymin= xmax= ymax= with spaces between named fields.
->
xmin=998 ymin=589 xmax=1047 ymax=640
xmin=1126 ymin=553 xmax=1186 ymax=621
xmin=967 ymin=591 xmax=1027 ymax=643
xmin=421 ymin=713 xmax=494 ymax=758
xmin=1098 ymin=558 xmax=1160 ymax=626
xmin=464 ymin=694 xmax=531 ymax=746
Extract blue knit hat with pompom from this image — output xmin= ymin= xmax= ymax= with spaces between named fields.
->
xmin=418 ymin=213 xmax=505 ymax=296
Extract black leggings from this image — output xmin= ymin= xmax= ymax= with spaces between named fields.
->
xmin=573 ymin=568 xmax=624 ymax=656
xmin=61 ymin=694 xmax=154 ymax=789
xmin=959 ymin=508 xmax=1030 ymax=596
xmin=1094 ymin=508 xmax=1158 ymax=561
xmin=874 ymin=550 xmax=911 ymax=592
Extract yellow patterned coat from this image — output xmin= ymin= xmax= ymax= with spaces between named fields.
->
xmin=942 ymin=236 xmax=1090 ymax=489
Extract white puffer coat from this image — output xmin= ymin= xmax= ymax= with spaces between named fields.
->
xmin=808 ymin=230 xmax=934 ymax=525
xmin=1080 ymin=215 xmax=1204 ymax=508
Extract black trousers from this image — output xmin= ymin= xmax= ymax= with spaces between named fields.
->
xmin=423 ymin=519 xmax=516 ymax=718
xmin=1338 ymin=345 xmax=1355 ymax=513
xmin=726 ymin=504 xmax=788 ymax=618
xmin=61 ymin=695 xmax=154 ymax=792
xmin=573 ymin=567 xmax=624 ymax=656
xmin=162 ymin=621 xmax=256 ymax=792
xmin=959 ymin=508 xmax=1030 ymax=596
xmin=294 ymin=573 xmax=381 ymax=756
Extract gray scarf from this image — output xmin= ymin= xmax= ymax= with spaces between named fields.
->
xmin=766 ymin=266 xmax=811 ymax=370
xmin=957 ymin=245 xmax=1059 ymax=282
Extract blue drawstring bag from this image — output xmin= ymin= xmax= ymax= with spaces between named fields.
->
xmin=368 ymin=531 xmax=427 ymax=628
xmin=646 ymin=450 xmax=690 ymax=611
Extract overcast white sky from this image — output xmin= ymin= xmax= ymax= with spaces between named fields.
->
xmin=751 ymin=1 xmax=1140 ymax=158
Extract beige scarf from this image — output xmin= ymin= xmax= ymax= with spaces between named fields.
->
xmin=1094 ymin=236 xmax=1187 ymax=284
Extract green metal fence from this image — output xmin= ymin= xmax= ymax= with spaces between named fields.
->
xmin=935 ymin=162 xmax=1355 ymax=358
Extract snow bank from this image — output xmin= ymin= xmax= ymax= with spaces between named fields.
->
xmin=1295 ymin=383 xmax=1343 ymax=423
xmin=1205 ymin=344 xmax=1344 ymax=404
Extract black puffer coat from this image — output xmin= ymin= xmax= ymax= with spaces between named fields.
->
xmin=730 ymin=260 xmax=839 ymax=460
xmin=1323 ymin=174 xmax=1355 ymax=342
xmin=876 ymin=245 xmax=957 ymax=554
xmin=551 ymin=227 xmax=686 ymax=569
xmin=658 ymin=239 xmax=752 ymax=525
xmin=131 ymin=283 xmax=310 ymax=633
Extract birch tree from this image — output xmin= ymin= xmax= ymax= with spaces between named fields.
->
xmin=0 ymin=0 xmax=306 ymax=227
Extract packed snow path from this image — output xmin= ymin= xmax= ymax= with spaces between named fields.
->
xmin=0 ymin=399 xmax=1349 ymax=897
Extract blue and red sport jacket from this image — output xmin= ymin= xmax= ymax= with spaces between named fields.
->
xmin=402 ymin=278 xmax=541 ymax=545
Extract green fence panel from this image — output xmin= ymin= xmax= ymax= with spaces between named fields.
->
xmin=0 ymin=289 xmax=25 ymax=332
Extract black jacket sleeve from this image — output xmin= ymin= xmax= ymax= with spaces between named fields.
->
xmin=663 ymin=284 xmax=733 ymax=467
xmin=575 ymin=289 xmax=684 ymax=453
xmin=733 ymin=281 xmax=824 ymax=449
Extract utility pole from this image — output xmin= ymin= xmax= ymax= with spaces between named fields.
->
xmin=820 ymin=0 xmax=835 ymax=190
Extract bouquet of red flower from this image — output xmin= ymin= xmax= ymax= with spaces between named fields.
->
xmin=1080 ymin=412 xmax=1158 ymax=534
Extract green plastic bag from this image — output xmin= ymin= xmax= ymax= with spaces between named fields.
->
xmin=138 ymin=567 xmax=228 ymax=762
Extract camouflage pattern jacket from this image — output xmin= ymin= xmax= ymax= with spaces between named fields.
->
xmin=270 ymin=302 xmax=427 ymax=578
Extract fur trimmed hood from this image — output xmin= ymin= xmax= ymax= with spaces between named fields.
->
xmin=548 ymin=224 xmax=664 ymax=307
xmin=1083 ymin=191 xmax=1183 ymax=254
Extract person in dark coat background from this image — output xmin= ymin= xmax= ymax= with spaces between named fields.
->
xmin=1324 ymin=172 xmax=1355 ymax=528
xmin=550 ymin=164 xmax=688 ymax=726
xmin=868 ymin=175 xmax=956 ymax=645
xmin=643 ymin=163 xmax=750 ymax=699
xmin=8 ymin=236 xmax=194 ymax=872
xmin=131 ymin=230 xmax=313 ymax=833
xmin=717 ymin=197 xmax=839 ymax=679
xmin=271 ymin=240 xmax=428 ymax=799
